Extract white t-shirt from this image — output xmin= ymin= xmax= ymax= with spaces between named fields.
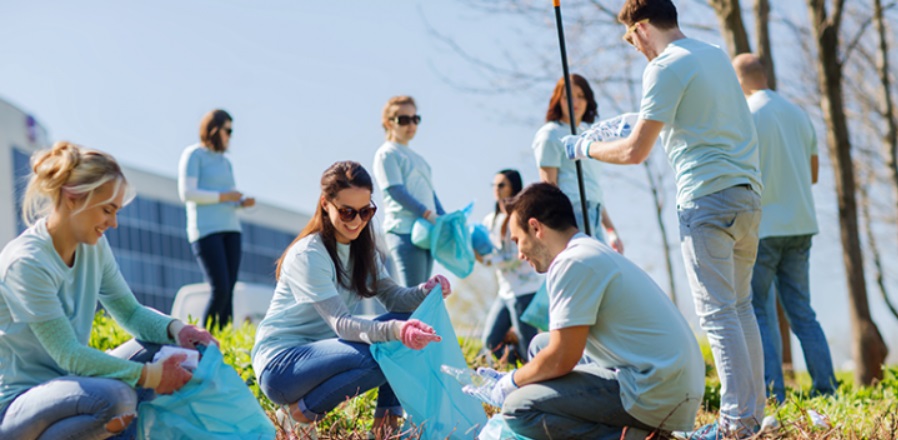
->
xmin=532 ymin=121 xmax=605 ymax=207
xmin=372 ymin=141 xmax=437 ymax=234
xmin=547 ymin=233 xmax=705 ymax=431
xmin=481 ymin=211 xmax=543 ymax=300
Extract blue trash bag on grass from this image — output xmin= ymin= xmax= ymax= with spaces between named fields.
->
xmin=138 ymin=344 xmax=275 ymax=440
xmin=430 ymin=203 xmax=476 ymax=278
xmin=520 ymin=281 xmax=549 ymax=332
xmin=370 ymin=285 xmax=488 ymax=439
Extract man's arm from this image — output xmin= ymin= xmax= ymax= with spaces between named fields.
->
xmin=539 ymin=167 xmax=559 ymax=186
xmin=811 ymin=155 xmax=819 ymax=184
xmin=587 ymin=119 xmax=664 ymax=165
xmin=513 ymin=326 xmax=590 ymax=386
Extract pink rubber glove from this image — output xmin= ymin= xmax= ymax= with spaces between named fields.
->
xmin=177 ymin=324 xmax=218 ymax=349
xmin=400 ymin=319 xmax=442 ymax=350
xmin=422 ymin=274 xmax=451 ymax=298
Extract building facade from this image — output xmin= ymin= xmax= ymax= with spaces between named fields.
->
xmin=1 ymin=97 xmax=309 ymax=314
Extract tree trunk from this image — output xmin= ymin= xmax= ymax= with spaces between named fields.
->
xmin=754 ymin=0 xmax=777 ymax=90
xmin=807 ymin=0 xmax=888 ymax=385
xmin=874 ymin=0 xmax=898 ymax=215
xmin=708 ymin=0 xmax=753 ymax=56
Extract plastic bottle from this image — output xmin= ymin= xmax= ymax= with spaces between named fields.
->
xmin=441 ymin=364 xmax=500 ymax=406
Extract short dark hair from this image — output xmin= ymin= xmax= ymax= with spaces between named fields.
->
xmin=199 ymin=109 xmax=232 ymax=152
xmin=618 ymin=0 xmax=679 ymax=29
xmin=505 ymin=183 xmax=578 ymax=233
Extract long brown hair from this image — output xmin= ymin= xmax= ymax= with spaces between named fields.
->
xmin=276 ymin=161 xmax=379 ymax=298
xmin=544 ymin=74 xmax=598 ymax=124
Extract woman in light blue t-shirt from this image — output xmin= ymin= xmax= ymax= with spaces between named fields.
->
xmin=252 ymin=161 xmax=450 ymax=439
xmin=372 ymin=95 xmax=446 ymax=287
xmin=532 ymin=74 xmax=623 ymax=252
xmin=0 ymin=142 xmax=217 ymax=439
xmin=177 ymin=109 xmax=255 ymax=330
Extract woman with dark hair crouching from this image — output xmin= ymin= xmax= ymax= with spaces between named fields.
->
xmin=251 ymin=161 xmax=452 ymax=439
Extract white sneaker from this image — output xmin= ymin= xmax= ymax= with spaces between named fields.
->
xmin=275 ymin=407 xmax=318 ymax=440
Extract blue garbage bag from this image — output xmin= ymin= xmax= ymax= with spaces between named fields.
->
xmin=479 ymin=414 xmax=533 ymax=440
xmin=430 ymin=203 xmax=476 ymax=278
xmin=138 ymin=344 xmax=275 ymax=440
xmin=470 ymin=223 xmax=494 ymax=256
xmin=370 ymin=286 xmax=488 ymax=439
xmin=411 ymin=218 xmax=433 ymax=250
xmin=520 ymin=281 xmax=549 ymax=332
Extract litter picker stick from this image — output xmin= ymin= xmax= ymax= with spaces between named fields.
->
xmin=552 ymin=0 xmax=592 ymax=236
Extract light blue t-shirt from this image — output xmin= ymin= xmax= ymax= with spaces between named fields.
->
xmin=639 ymin=38 xmax=762 ymax=206
xmin=251 ymin=234 xmax=411 ymax=374
xmin=373 ymin=141 xmax=437 ymax=234
xmin=178 ymin=144 xmax=242 ymax=242
xmin=547 ymin=234 xmax=705 ymax=431
xmin=748 ymin=90 xmax=819 ymax=238
xmin=533 ymin=121 xmax=605 ymax=207
xmin=0 ymin=219 xmax=136 ymax=410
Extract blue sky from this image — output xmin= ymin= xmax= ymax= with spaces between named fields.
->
xmin=3 ymin=0 xmax=897 ymax=370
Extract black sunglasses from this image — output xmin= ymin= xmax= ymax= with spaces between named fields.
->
xmin=393 ymin=115 xmax=422 ymax=126
xmin=493 ymin=182 xmax=507 ymax=189
xmin=333 ymin=203 xmax=377 ymax=222
xmin=222 ymin=127 xmax=233 ymax=136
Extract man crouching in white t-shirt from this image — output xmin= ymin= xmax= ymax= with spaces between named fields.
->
xmin=483 ymin=183 xmax=705 ymax=440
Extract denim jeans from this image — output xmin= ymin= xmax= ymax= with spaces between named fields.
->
xmin=501 ymin=334 xmax=654 ymax=440
xmin=482 ymin=293 xmax=538 ymax=365
xmin=572 ymin=201 xmax=606 ymax=243
xmin=678 ymin=185 xmax=765 ymax=430
xmin=385 ymin=232 xmax=433 ymax=287
xmin=192 ymin=231 xmax=242 ymax=329
xmin=258 ymin=313 xmax=409 ymax=420
xmin=0 ymin=340 xmax=160 ymax=440
xmin=751 ymin=234 xmax=836 ymax=403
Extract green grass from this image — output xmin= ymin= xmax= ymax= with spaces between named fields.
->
xmin=89 ymin=311 xmax=898 ymax=439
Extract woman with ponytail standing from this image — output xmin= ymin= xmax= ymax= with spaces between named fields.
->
xmin=0 ymin=142 xmax=216 ymax=439
xmin=252 ymin=161 xmax=450 ymax=439
xmin=178 ymin=109 xmax=254 ymax=329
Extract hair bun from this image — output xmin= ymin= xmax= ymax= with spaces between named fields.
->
xmin=31 ymin=141 xmax=82 ymax=193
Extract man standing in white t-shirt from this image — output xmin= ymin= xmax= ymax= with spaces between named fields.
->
xmin=732 ymin=53 xmax=837 ymax=404
xmin=481 ymin=183 xmax=705 ymax=439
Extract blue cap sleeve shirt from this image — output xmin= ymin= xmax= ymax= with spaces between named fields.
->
xmin=0 ymin=219 xmax=136 ymax=410
xmin=532 ymin=121 xmax=605 ymax=207
xmin=372 ymin=141 xmax=437 ymax=234
xmin=546 ymin=233 xmax=705 ymax=431
xmin=748 ymin=90 xmax=819 ymax=238
xmin=178 ymin=144 xmax=241 ymax=242
xmin=639 ymin=38 xmax=762 ymax=206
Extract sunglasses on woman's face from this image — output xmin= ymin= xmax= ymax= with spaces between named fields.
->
xmin=392 ymin=115 xmax=422 ymax=126
xmin=334 ymin=204 xmax=377 ymax=222
xmin=222 ymin=127 xmax=233 ymax=136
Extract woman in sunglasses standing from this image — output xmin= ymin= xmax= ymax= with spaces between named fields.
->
xmin=373 ymin=96 xmax=445 ymax=287
xmin=252 ymin=161 xmax=451 ymax=439
xmin=177 ymin=109 xmax=255 ymax=330
xmin=533 ymin=75 xmax=624 ymax=252
xmin=478 ymin=169 xmax=542 ymax=365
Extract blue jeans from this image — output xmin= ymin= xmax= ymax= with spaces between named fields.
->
xmin=501 ymin=334 xmax=653 ymax=440
xmin=751 ymin=235 xmax=836 ymax=403
xmin=0 ymin=340 xmax=160 ymax=440
xmin=258 ymin=313 xmax=409 ymax=420
xmin=192 ymin=231 xmax=242 ymax=329
xmin=678 ymin=185 xmax=765 ymax=431
xmin=482 ymin=293 xmax=538 ymax=365
xmin=385 ymin=232 xmax=433 ymax=287
xmin=572 ymin=201 xmax=605 ymax=243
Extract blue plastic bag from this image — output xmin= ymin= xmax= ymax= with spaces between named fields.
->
xmin=519 ymin=282 xmax=549 ymax=332
xmin=370 ymin=286 xmax=488 ymax=439
xmin=430 ymin=203 xmax=476 ymax=278
xmin=411 ymin=218 xmax=433 ymax=250
xmin=470 ymin=223 xmax=494 ymax=256
xmin=479 ymin=414 xmax=533 ymax=440
xmin=138 ymin=344 xmax=275 ymax=440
